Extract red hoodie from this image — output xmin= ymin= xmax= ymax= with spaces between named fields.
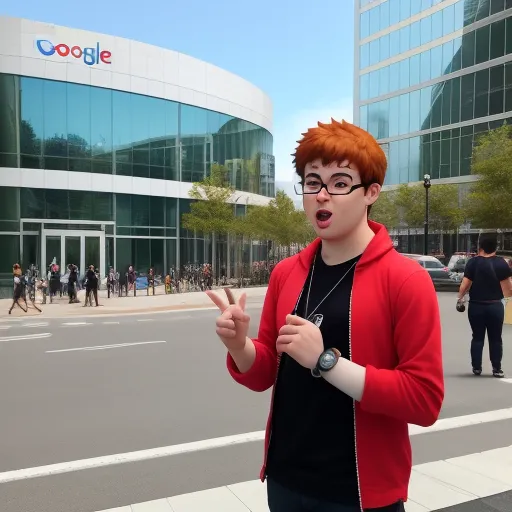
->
xmin=226 ymin=221 xmax=444 ymax=509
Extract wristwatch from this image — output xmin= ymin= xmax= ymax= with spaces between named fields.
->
xmin=311 ymin=348 xmax=341 ymax=378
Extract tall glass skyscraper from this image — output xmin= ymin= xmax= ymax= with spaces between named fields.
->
xmin=355 ymin=0 xmax=512 ymax=188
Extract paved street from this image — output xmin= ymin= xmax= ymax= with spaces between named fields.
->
xmin=0 ymin=291 xmax=511 ymax=511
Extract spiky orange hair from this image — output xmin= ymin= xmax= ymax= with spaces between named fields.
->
xmin=292 ymin=119 xmax=387 ymax=186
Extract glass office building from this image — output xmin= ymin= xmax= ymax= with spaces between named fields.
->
xmin=0 ymin=17 xmax=274 ymax=293
xmin=355 ymin=0 xmax=512 ymax=187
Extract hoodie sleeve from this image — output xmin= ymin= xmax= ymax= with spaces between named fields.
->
xmin=360 ymin=269 xmax=444 ymax=427
xmin=226 ymin=265 xmax=282 ymax=392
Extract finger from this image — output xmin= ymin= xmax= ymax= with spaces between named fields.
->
xmin=286 ymin=314 xmax=307 ymax=326
xmin=238 ymin=292 xmax=247 ymax=311
xmin=205 ymin=290 xmax=228 ymax=312
xmin=229 ymin=306 xmax=250 ymax=323
xmin=279 ymin=324 xmax=299 ymax=336
xmin=216 ymin=327 xmax=236 ymax=338
xmin=224 ymin=287 xmax=236 ymax=305
xmin=217 ymin=318 xmax=235 ymax=330
xmin=276 ymin=335 xmax=294 ymax=346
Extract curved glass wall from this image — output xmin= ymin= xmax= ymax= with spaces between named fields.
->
xmin=0 ymin=73 xmax=274 ymax=197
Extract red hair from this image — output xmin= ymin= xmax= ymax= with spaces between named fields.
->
xmin=292 ymin=119 xmax=387 ymax=186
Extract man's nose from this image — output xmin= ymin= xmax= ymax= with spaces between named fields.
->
xmin=316 ymin=186 xmax=330 ymax=202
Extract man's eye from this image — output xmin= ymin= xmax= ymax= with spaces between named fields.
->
xmin=305 ymin=180 xmax=320 ymax=187
xmin=333 ymin=181 xmax=348 ymax=188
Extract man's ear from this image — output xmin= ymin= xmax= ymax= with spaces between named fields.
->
xmin=365 ymin=183 xmax=381 ymax=206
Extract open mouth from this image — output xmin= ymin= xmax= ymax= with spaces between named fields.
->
xmin=316 ymin=210 xmax=332 ymax=221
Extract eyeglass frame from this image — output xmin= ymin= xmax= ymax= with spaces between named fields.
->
xmin=294 ymin=172 xmax=368 ymax=196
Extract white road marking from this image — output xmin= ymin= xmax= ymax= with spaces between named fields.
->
xmin=2 ymin=408 xmax=512 ymax=484
xmin=0 ymin=333 xmax=52 ymax=342
xmin=46 ymin=341 xmax=166 ymax=353
xmin=0 ymin=318 xmax=22 ymax=323
xmin=500 ymin=378 xmax=512 ymax=384
xmin=0 ymin=326 xmax=11 ymax=330
xmin=136 ymin=319 xmax=154 ymax=322
xmin=61 ymin=322 xmax=91 ymax=326
xmin=102 ymin=321 xmax=120 ymax=325
xmin=21 ymin=322 xmax=49 ymax=328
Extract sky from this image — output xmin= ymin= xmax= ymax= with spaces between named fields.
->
xmin=3 ymin=0 xmax=356 ymax=184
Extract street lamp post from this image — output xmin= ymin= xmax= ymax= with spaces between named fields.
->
xmin=423 ymin=174 xmax=431 ymax=256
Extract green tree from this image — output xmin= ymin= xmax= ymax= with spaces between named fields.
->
xmin=369 ymin=190 xmax=400 ymax=228
xmin=464 ymin=124 xmax=512 ymax=228
xmin=181 ymin=164 xmax=235 ymax=274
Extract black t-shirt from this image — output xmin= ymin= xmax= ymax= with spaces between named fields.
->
xmin=464 ymin=256 xmax=512 ymax=302
xmin=265 ymin=249 xmax=361 ymax=505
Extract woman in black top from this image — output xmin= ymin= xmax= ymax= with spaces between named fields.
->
xmin=457 ymin=235 xmax=512 ymax=378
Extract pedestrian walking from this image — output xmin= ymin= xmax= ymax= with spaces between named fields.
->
xmin=206 ymin=119 xmax=444 ymax=511
xmin=457 ymin=234 xmax=512 ymax=378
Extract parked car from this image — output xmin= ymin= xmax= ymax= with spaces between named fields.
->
xmin=401 ymin=254 xmax=458 ymax=286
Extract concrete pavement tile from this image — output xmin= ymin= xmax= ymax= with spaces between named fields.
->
xmin=408 ymin=469 xmax=476 ymax=510
xmin=227 ymin=480 xmax=268 ymax=511
xmin=444 ymin=448 xmax=512 ymax=486
xmin=131 ymin=498 xmax=175 ymax=511
xmin=168 ymin=486 xmax=250 ymax=511
xmin=482 ymin=489 xmax=512 ymax=511
xmin=413 ymin=460 xmax=511 ymax=498
xmin=404 ymin=500 xmax=429 ymax=512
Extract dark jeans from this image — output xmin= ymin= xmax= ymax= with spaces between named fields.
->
xmin=468 ymin=301 xmax=504 ymax=371
xmin=267 ymin=478 xmax=405 ymax=512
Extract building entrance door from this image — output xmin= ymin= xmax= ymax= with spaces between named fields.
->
xmin=41 ymin=229 xmax=105 ymax=279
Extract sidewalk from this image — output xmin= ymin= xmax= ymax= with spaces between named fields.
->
xmin=0 ymin=285 xmax=268 ymax=319
xmin=96 ymin=445 xmax=512 ymax=511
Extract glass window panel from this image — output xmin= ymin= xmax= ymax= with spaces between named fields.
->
xmin=420 ymin=50 xmax=432 ymax=82
xmin=475 ymin=0 xmax=490 ymax=21
xmin=0 ymin=186 xmax=19 ymax=222
xmin=450 ymin=137 xmax=460 ymax=177
xmin=399 ymin=59 xmax=410 ymax=89
xmin=420 ymin=16 xmax=432 ymax=46
xmin=91 ymin=87 xmax=112 ymax=166
xmin=388 ymin=96 xmax=400 ymax=137
xmin=132 ymin=196 xmax=149 ymax=226
xmin=116 ymin=194 xmax=131 ymax=226
xmin=360 ymin=43 xmax=370 ymax=69
xmin=451 ymin=37 xmax=462 ymax=72
xmin=460 ymin=73 xmax=475 ymax=122
xmin=386 ymin=141 xmax=399 ymax=185
xmin=113 ymin=91 xmax=132 ymax=177
xmin=420 ymin=86 xmax=433 ymax=130
xmin=20 ymin=188 xmax=45 ymax=218
xmin=68 ymin=190 xmax=93 ymax=220
xmin=398 ymin=139 xmax=409 ymax=184
xmin=507 ymin=18 xmax=512 ymax=55
xmin=0 ymin=235 xmax=20 ymax=275
xmin=389 ymin=30 xmax=400 ymax=58
xmin=369 ymin=70 xmax=380 ymax=98
xmin=454 ymin=0 xmax=464 ymax=31
xmin=442 ymin=40 xmax=454 ymax=75
xmin=400 ymin=0 xmax=411 ymax=20
xmin=409 ymin=90 xmax=421 ymax=133
xmin=460 ymin=135 xmax=473 ymax=175
xmin=451 ymin=77 xmax=461 ymax=123
xmin=0 ymin=74 xmax=17 ymax=156
xmin=475 ymin=25 xmax=490 ymax=65
xmin=380 ymin=1 xmax=390 ymax=30
xmin=379 ymin=66 xmax=390 ymax=96
xmin=489 ymin=65 xmax=505 ymax=116
xmin=389 ymin=62 xmax=400 ymax=92
xmin=474 ymin=69 xmax=490 ymax=119
xmin=505 ymin=63 xmax=512 ymax=111
xmin=430 ymin=45 xmax=443 ymax=80
xmin=359 ymin=105 xmax=368 ymax=131
xmin=431 ymin=89 xmax=442 ymax=128
xmin=20 ymin=77 xmax=44 ymax=159
xmin=369 ymin=39 xmax=380 ymax=65
xmin=461 ymin=31 xmax=475 ymax=69
xmin=421 ymin=0 xmax=432 ymax=9
xmin=440 ymin=138 xmax=451 ymax=178
xmin=360 ymin=10 xmax=370 ymax=39
xmin=431 ymin=11 xmax=443 ymax=40
xmin=410 ymin=21 xmax=421 ymax=49
xmin=399 ymin=94 xmax=410 ymax=135
xmin=399 ymin=26 xmax=410 ymax=53
xmin=491 ymin=19 xmax=506 ymax=60
xmin=441 ymin=80 xmax=452 ymax=126
xmin=421 ymin=139 xmax=431 ymax=177
xmin=411 ymin=0 xmax=422 ymax=15
xmin=380 ymin=34 xmax=390 ymax=61
xmin=43 ymin=80 xmax=67 ymax=158
xmin=442 ymin=4 xmax=455 ymax=36
xmin=389 ymin=0 xmax=400 ymax=25
xmin=410 ymin=54 xmax=421 ymax=86
xmin=369 ymin=6 xmax=380 ymax=35
xmin=165 ymin=197 xmax=177 ymax=228
xmin=45 ymin=190 xmax=69 ymax=219
xmin=430 ymin=140 xmax=440 ymax=179
xmin=409 ymin=137 xmax=421 ymax=182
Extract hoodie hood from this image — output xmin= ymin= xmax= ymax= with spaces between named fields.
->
xmin=298 ymin=220 xmax=394 ymax=269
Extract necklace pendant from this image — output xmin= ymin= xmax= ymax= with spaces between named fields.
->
xmin=309 ymin=313 xmax=324 ymax=328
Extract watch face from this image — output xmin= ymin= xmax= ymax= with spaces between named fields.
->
xmin=319 ymin=350 xmax=336 ymax=370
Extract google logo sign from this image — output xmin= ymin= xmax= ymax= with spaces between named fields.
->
xmin=36 ymin=40 xmax=112 ymax=66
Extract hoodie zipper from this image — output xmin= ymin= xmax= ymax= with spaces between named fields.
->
xmin=349 ymin=289 xmax=363 ymax=512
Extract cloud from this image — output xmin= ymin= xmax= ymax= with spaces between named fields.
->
xmin=272 ymin=99 xmax=354 ymax=182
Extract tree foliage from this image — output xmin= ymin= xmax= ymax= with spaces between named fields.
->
xmin=464 ymin=123 xmax=512 ymax=228
xmin=369 ymin=190 xmax=400 ymax=228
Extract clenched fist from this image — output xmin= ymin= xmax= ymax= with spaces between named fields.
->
xmin=206 ymin=288 xmax=251 ymax=352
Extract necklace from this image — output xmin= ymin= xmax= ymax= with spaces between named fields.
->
xmin=292 ymin=252 xmax=358 ymax=323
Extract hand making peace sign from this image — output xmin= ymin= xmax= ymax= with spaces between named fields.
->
xmin=205 ymin=288 xmax=251 ymax=352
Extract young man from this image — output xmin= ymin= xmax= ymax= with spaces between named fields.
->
xmin=207 ymin=119 xmax=444 ymax=511
xmin=457 ymin=234 xmax=512 ymax=378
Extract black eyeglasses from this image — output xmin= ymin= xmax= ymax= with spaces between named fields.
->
xmin=294 ymin=180 xmax=365 ymax=196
